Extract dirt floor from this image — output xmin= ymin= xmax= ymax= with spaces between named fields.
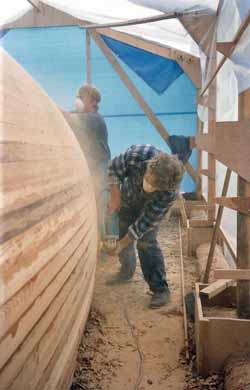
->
xmin=71 ymin=214 xmax=224 ymax=390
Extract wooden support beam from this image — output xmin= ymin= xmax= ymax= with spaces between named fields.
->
xmin=200 ymin=169 xmax=215 ymax=180
xmin=215 ymin=197 xmax=250 ymax=216
xmin=203 ymin=168 xmax=232 ymax=283
xmin=207 ymin=80 xmax=216 ymax=223
xmin=216 ymin=42 xmax=235 ymax=57
xmin=97 ymin=26 xmax=198 ymax=64
xmin=214 ymin=269 xmax=250 ymax=281
xmin=189 ymin=220 xmax=213 ymax=228
xmin=196 ymin=91 xmax=203 ymax=198
xmin=81 ymin=23 xmax=201 ymax=88
xmin=196 ymin=121 xmax=250 ymax=182
xmin=90 ymin=30 xmax=197 ymax=182
xmin=86 ymin=30 xmax=91 ymax=84
xmin=200 ymin=169 xmax=209 ymax=176
xmin=219 ymin=227 xmax=236 ymax=263
xmin=80 ymin=12 xmax=184 ymax=29
xmin=200 ymin=279 xmax=235 ymax=299
xmin=178 ymin=219 xmax=189 ymax=360
xmin=177 ymin=194 xmax=188 ymax=227
xmin=237 ymin=89 xmax=250 ymax=319
xmin=26 ymin=0 xmax=41 ymax=12
xmin=237 ymin=176 xmax=250 ymax=317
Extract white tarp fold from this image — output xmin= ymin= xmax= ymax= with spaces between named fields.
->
xmin=0 ymin=1 xmax=31 ymax=27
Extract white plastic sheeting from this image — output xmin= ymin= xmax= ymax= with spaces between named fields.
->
xmin=1 ymin=1 xmax=201 ymax=56
xmin=217 ymin=0 xmax=250 ymax=94
xmin=41 ymin=0 xmax=201 ymax=56
xmin=130 ymin=0 xmax=219 ymax=14
xmin=0 ymin=1 xmax=31 ymax=27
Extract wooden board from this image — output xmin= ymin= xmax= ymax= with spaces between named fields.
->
xmin=214 ymin=269 xmax=250 ymax=281
xmin=200 ymin=279 xmax=235 ymax=299
xmin=196 ymin=121 xmax=250 ymax=182
xmin=195 ymin=283 xmax=250 ymax=376
xmin=187 ymin=226 xmax=213 ymax=256
xmin=0 ymin=49 xmax=98 ymax=390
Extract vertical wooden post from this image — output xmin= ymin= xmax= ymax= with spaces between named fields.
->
xmin=86 ymin=30 xmax=91 ymax=84
xmin=203 ymin=168 xmax=231 ymax=283
xmin=237 ymin=89 xmax=250 ymax=318
xmin=207 ymin=81 xmax=216 ymax=223
xmin=196 ymin=89 xmax=203 ymax=199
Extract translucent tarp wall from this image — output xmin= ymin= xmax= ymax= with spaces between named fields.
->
xmin=1 ymin=26 xmax=197 ymax=192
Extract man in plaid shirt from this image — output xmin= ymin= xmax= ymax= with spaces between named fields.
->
xmin=106 ymin=137 xmax=193 ymax=308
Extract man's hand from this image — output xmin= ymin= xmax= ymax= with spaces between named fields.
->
xmin=107 ymin=234 xmax=133 ymax=257
xmin=107 ymin=183 xmax=121 ymax=215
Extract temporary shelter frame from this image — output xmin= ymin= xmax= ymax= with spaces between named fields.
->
xmin=2 ymin=0 xmax=250 ymax=334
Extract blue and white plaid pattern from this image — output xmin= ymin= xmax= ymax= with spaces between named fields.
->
xmin=109 ymin=144 xmax=177 ymax=239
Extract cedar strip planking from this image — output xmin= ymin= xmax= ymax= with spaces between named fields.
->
xmin=0 ymin=217 xmax=90 ymax=341
xmin=1 ymin=244 xmax=95 ymax=389
xmin=6 ymin=247 xmax=95 ymax=390
xmin=1 ymin=159 xmax=86 ymax=191
xmin=40 ymin=272 xmax=95 ymax=390
xmin=0 ymin=141 xmax=82 ymax=163
xmin=0 ymin=194 xmax=94 ymax=306
xmin=1 ymin=173 xmax=86 ymax=215
xmin=0 ymin=233 xmax=93 ymax=371
xmin=0 ymin=182 xmax=87 ymax=244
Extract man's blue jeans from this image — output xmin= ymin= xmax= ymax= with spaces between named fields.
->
xmin=118 ymin=208 xmax=168 ymax=293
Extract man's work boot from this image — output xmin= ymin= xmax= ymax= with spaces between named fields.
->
xmin=106 ymin=272 xmax=132 ymax=286
xmin=149 ymin=290 xmax=170 ymax=309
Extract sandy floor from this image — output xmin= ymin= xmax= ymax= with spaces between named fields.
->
xmin=71 ymin=214 xmax=223 ymax=390
xmin=71 ymin=214 xmax=198 ymax=390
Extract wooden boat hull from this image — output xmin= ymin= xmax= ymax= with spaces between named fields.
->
xmin=0 ymin=49 xmax=98 ymax=390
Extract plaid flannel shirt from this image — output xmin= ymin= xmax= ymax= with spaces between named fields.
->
xmin=108 ymin=144 xmax=177 ymax=240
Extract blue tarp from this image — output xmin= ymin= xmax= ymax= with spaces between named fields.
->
xmin=102 ymin=35 xmax=184 ymax=95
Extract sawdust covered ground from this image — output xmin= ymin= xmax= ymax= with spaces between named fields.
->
xmin=71 ymin=214 xmax=224 ymax=390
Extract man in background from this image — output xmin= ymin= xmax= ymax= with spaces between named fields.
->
xmin=63 ymin=84 xmax=111 ymax=239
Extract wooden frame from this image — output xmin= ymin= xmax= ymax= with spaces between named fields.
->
xmin=26 ymin=0 xmax=41 ymax=12
xmin=80 ymin=12 xmax=185 ymax=29
xmin=86 ymin=30 xmax=91 ymax=84
xmin=215 ymin=196 xmax=250 ymax=216
xmin=214 ymin=269 xmax=250 ymax=280
xmin=196 ymin=121 xmax=250 ymax=182
xmin=195 ymin=283 xmax=250 ymax=376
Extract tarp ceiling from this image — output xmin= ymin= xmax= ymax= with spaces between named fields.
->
xmin=0 ymin=1 xmax=31 ymax=27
